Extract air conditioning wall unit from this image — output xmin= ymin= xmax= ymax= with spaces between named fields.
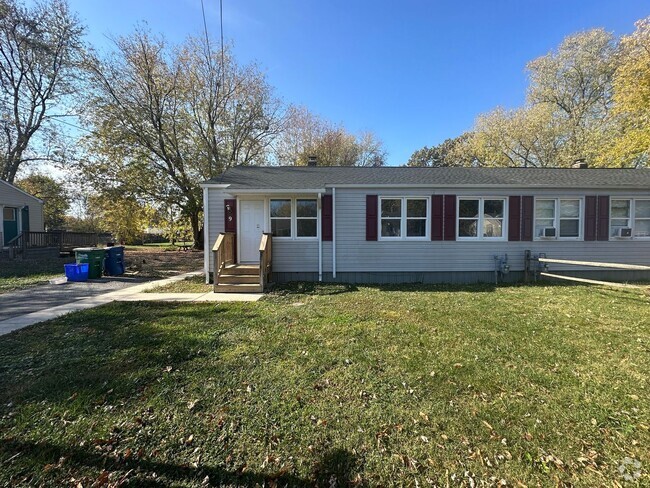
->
xmin=541 ymin=227 xmax=557 ymax=238
xmin=616 ymin=227 xmax=633 ymax=238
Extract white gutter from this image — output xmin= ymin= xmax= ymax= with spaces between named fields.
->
xmin=203 ymin=186 xmax=210 ymax=284
xmin=332 ymin=187 xmax=336 ymax=279
xmin=220 ymin=188 xmax=326 ymax=194
xmin=200 ymin=183 xmax=230 ymax=189
xmin=323 ymin=183 xmax=650 ymax=190
xmin=318 ymin=192 xmax=322 ymax=282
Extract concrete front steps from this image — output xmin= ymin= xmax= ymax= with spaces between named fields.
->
xmin=215 ymin=264 xmax=262 ymax=293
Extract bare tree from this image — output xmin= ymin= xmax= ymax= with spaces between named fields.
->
xmin=274 ymin=106 xmax=387 ymax=166
xmin=81 ymin=29 xmax=285 ymax=247
xmin=0 ymin=0 xmax=83 ymax=182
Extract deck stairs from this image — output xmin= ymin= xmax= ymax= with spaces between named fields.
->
xmin=215 ymin=264 xmax=262 ymax=293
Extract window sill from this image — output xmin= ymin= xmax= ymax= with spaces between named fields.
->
xmin=378 ymin=237 xmax=430 ymax=241
xmin=457 ymin=237 xmax=507 ymax=242
xmin=272 ymin=237 xmax=318 ymax=241
xmin=533 ymin=237 xmax=583 ymax=242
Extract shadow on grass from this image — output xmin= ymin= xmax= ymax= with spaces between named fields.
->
xmin=268 ymin=282 xmax=359 ymax=296
xmin=0 ymin=302 xmax=244 ymax=408
xmin=0 ymin=438 xmax=358 ymax=487
xmin=268 ymin=279 xmax=650 ymax=296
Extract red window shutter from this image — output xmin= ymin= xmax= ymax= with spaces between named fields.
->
xmin=597 ymin=195 xmax=610 ymax=241
xmin=321 ymin=195 xmax=333 ymax=241
xmin=431 ymin=195 xmax=443 ymax=240
xmin=224 ymin=199 xmax=236 ymax=233
xmin=584 ymin=196 xmax=597 ymax=241
xmin=521 ymin=196 xmax=534 ymax=241
xmin=366 ymin=195 xmax=378 ymax=241
xmin=508 ymin=196 xmax=521 ymax=241
xmin=443 ymin=195 xmax=456 ymax=241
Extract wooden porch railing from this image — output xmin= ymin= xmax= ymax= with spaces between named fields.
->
xmin=212 ymin=232 xmax=235 ymax=290
xmin=6 ymin=231 xmax=98 ymax=257
xmin=259 ymin=232 xmax=272 ymax=290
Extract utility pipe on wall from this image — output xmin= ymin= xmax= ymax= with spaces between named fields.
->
xmin=318 ymin=192 xmax=322 ymax=281
xmin=203 ymin=186 xmax=210 ymax=284
xmin=332 ymin=187 xmax=336 ymax=279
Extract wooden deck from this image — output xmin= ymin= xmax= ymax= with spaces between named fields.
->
xmin=6 ymin=231 xmax=99 ymax=257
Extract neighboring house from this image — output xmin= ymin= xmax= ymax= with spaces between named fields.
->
xmin=0 ymin=179 xmax=44 ymax=248
xmin=201 ymin=166 xmax=650 ymax=286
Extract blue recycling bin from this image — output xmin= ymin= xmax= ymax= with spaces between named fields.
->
xmin=104 ymin=246 xmax=125 ymax=276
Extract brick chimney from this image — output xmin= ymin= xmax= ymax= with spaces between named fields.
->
xmin=307 ymin=155 xmax=318 ymax=167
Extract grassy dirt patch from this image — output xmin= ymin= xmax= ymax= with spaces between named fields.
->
xmin=0 ymin=247 xmax=203 ymax=295
xmin=123 ymin=246 xmax=203 ymax=279
xmin=146 ymin=274 xmax=210 ymax=293
xmin=0 ymin=283 xmax=648 ymax=486
xmin=0 ymin=257 xmax=75 ymax=294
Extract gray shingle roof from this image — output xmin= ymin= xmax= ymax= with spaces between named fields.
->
xmin=203 ymin=166 xmax=650 ymax=190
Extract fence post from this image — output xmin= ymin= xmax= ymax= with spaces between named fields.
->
xmin=524 ymin=250 xmax=530 ymax=283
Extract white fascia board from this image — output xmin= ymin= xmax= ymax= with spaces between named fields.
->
xmin=200 ymin=183 xmax=231 ymax=189
xmin=223 ymin=188 xmax=327 ymax=194
xmin=0 ymin=179 xmax=44 ymax=203
xmin=323 ymin=183 xmax=650 ymax=190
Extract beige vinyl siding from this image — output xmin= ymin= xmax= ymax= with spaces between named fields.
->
xmin=0 ymin=181 xmax=44 ymax=247
xmin=206 ymin=185 xmax=650 ymax=277
xmin=333 ymin=188 xmax=650 ymax=274
xmin=206 ymin=188 xmax=319 ymax=273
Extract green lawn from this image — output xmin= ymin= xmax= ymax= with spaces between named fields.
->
xmin=1 ymin=283 xmax=648 ymax=486
xmin=146 ymin=274 xmax=210 ymax=293
xmin=0 ymin=257 xmax=74 ymax=294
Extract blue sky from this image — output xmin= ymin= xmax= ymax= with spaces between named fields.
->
xmin=68 ymin=0 xmax=649 ymax=166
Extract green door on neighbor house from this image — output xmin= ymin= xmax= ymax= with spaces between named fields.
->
xmin=21 ymin=206 xmax=29 ymax=232
xmin=3 ymin=207 xmax=18 ymax=244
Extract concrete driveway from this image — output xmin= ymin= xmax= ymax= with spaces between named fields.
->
xmin=0 ymin=276 xmax=152 ymax=322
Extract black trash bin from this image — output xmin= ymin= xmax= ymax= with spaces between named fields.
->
xmin=104 ymin=246 xmax=125 ymax=276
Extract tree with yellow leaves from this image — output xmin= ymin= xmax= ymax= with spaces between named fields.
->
xmin=600 ymin=18 xmax=650 ymax=167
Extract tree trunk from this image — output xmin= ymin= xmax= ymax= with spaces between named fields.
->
xmin=189 ymin=211 xmax=202 ymax=249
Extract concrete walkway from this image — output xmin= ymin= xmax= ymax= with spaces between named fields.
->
xmin=0 ymin=271 xmax=262 ymax=336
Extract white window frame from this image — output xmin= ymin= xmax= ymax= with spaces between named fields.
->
xmin=268 ymin=197 xmax=319 ymax=241
xmin=533 ymin=197 xmax=583 ymax=241
xmin=610 ymin=198 xmax=650 ymax=240
xmin=378 ymin=196 xmax=430 ymax=241
xmin=295 ymin=198 xmax=318 ymax=240
xmin=269 ymin=198 xmax=293 ymax=239
xmin=456 ymin=197 xmax=508 ymax=241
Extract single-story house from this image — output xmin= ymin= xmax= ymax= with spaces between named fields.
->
xmin=0 ymin=179 xmax=44 ymax=248
xmin=201 ymin=166 xmax=650 ymax=289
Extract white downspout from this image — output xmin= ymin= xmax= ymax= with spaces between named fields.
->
xmin=203 ymin=186 xmax=210 ymax=284
xmin=332 ymin=187 xmax=336 ymax=279
xmin=318 ymin=192 xmax=322 ymax=281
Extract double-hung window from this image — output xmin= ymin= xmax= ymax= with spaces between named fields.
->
xmin=270 ymin=198 xmax=318 ymax=239
xmin=611 ymin=199 xmax=650 ymax=238
xmin=635 ymin=200 xmax=650 ymax=237
xmin=534 ymin=198 xmax=581 ymax=239
xmin=380 ymin=197 xmax=428 ymax=239
xmin=296 ymin=199 xmax=317 ymax=238
xmin=457 ymin=198 xmax=505 ymax=240
xmin=270 ymin=199 xmax=292 ymax=237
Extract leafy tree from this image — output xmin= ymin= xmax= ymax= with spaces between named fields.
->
xmin=600 ymin=17 xmax=650 ymax=167
xmin=406 ymin=135 xmax=473 ymax=167
xmin=443 ymin=29 xmax=619 ymax=168
xmin=15 ymin=173 xmax=69 ymax=229
xmin=80 ymin=29 xmax=284 ymax=248
xmin=526 ymin=28 xmax=618 ymax=165
xmin=274 ymin=106 xmax=387 ymax=166
xmin=0 ymin=0 xmax=84 ymax=182
xmin=85 ymin=193 xmax=155 ymax=245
